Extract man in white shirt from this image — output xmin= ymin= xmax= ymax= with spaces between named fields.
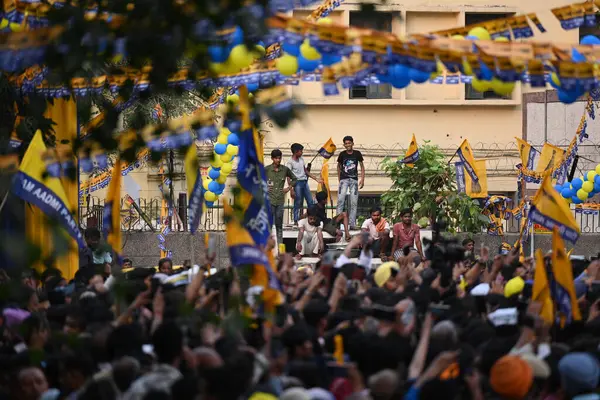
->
xmin=295 ymin=207 xmax=324 ymax=259
xmin=361 ymin=207 xmax=391 ymax=260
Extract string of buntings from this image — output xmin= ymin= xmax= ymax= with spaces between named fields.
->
xmin=574 ymin=204 xmax=600 ymax=214
xmin=482 ymin=195 xmax=513 ymax=236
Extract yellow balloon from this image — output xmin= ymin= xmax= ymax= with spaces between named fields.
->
xmin=210 ymin=157 xmax=223 ymax=169
xmin=220 ymin=127 xmax=231 ymax=136
xmin=226 ymin=144 xmax=239 ymax=156
xmin=9 ymin=22 xmax=22 ymax=32
xmin=252 ymin=45 xmax=266 ymax=59
xmin=577 ymin=189 xmax=589 ymax=201
xmin=582 ymin=181 xmax=594 ymax=192
xmin=276 ymin=54 xmax=299 ymax=76
xmin=226 ymin=94 xmax=239 ymax=106
xmin=221 ymin=61 xmax=241 ymax=75
xmin=216 ymin=175 xmax=228 ymax=184
xmin=596 ymin=164 xmax=600 ymax=175
xmin=221 ymin=162 xmax=233 ymax=174
xmin=202 ymin=178 xmax=211 ymax=190
xmin=494 ymin=36 xmax=509 ymax=42
xmin=550 ymin=72 xmax=561 ymax=88
xmin=0 ymin=19 xmax=8 ymax=29
xmin=229 ymin=44 xmax=254 ymax=69
xmin=209 ymin=62 xmax=225 ymax=74
xmin=462 ymin=60 xmax=473 ymax=76
xmin=300 ymin=39 xmax=321 ymax=60
xmin=468 ymin=26 xmax=491 ymax=41
xmin=490 ymin=78 xmax=515 ymax=96
xmin=217 ymin=134 xmax=228 ymax=144
xmin=451 ymin=34 xmax=465 ymax=40
xmin=586 ymin=171 xmax=597 ymax=182
xmin=205 ymin=191 xmax=218 ymax=202
xmin=566 ymin=197 xmax=573 ymax=204
xmin=471 ymin=78 xmax=490 ymax=92
xmin=317 ymin=17 xmax=333 ymax=26
xmin=220 ymin=153 xmax=233 ymax=163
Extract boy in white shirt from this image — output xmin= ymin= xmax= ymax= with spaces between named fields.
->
xmin=295 ymin=207 xmax=324 ymax=259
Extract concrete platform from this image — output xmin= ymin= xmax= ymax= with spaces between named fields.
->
xmin=294 ymin=257 xmax=384 ymax=268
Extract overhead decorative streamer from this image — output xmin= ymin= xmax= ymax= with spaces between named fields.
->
xmin=11 ymin=130 xmax=86 ymax=248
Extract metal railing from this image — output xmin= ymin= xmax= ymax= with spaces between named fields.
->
xmin=79 ymin=195 xmax=600 ymax=234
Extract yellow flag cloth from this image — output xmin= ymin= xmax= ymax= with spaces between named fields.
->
xmin=465 ymin=159 xmax=488 ymax=198
xmin=457 ymin=139 xmax=480 ymax=186
xmin=515 ymin=137 xmax=538 ymax=170
xmin=536 ymin=143 xmax=565 ymax=174
xmin=529 ymin=173 xmax=580 ymax=244
xmin=532 ymin=249 xmax=554 ymax=324
xmin=317 ymin=160 xmax=332 ymax=205
xmin=318 ymin=138 xmax=337 ymax=159
xmin=103 ymin=158 xmax=122 ymax=262
xmin=13 ymin=130 xmax=85 ymax=248
xmin=400 ymin=133 xmax=419 ymax=167
xmin=550 ymin=227 xmax=582 ymax=326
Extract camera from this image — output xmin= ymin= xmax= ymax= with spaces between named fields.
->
xmin=424 ymin=219 xmax=465 ymax=287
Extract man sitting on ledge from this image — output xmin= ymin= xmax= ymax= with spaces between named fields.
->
xmin=361 ymin=207 xmax=391 ymax=261
xmin=301 ymin=191 xmax=351 ymax=242
xmin=295 ymin=207 xmax=324 ymax=260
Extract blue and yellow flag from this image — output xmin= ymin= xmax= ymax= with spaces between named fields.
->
xmin=185 ymin=144 xmax=204 ymax=234
xmin=532 ymin=249 xmax=554 ymax=324
xmin=317 ymin=160 xmax=333 ymax=207
xmin=103 ymin=158 xmax=122 ymax=262
xmin=236 ymin=86 xmax=273 ymax=247
xmin=457 ymin=139 xmax=479 ymax=183
xmin=549 ymin=227 xmax=581 ymax=326
xmin=318 ymin=138 xmax=337 ymax=159
xmin=400 ymin=134 xmax=419 ymax=167
xmin=225 ymin=202 xmax=283 ymax=312
xmin=465 ymin=159 xmax=488 ymax=198
xmin=536 ymin=143 xmax=564 ymax=174
xmin=12 ymin=131 xmax=85 ymax=248
xmin=515 ymin=137 xmax=539 ymax=170
xmin=529 ymin=173 xmax=580 ymax=244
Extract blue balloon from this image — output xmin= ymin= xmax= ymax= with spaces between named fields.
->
xmin=555 ymin=184 xmax=563 ymax=193
xmin=214 ymin=143 xmax=228 ymax=155
xmin=246 ymin=82 xmax=259 ymax=93
xmin=282 ymin=42 xmax=300 ymax=57
xmin=228 ymin=133 xmax=239 ymax=146
xmin=208 ymin=46 xmax=228 ymax=63
xmin=376 ymin=73 xmax=390 ymax=84
xmin=571 ymin=48 xmax=586 ymax=63
xmin=595 ymin=182 xmax=600 ymax=192
xmin=580 ymin=35 xmax=600 ymax=45
xmin=297 ymin=55 xmax=320 ymax=72
xmin=208 ymin=168 xmax=221 ymax=180
xmin=205 ymin=201 xmax=214 ymax=207
xmin=558 ymin=89 xmax=579 ymax=104
xmin=479 ymin=62 xmax=494 ymax=81
xmin=231 ymin=26 xmax=244 ymax=46
xmin=465 ymin=35 xmax=478 ymax=40
xmin=561 ymin=188 xmax=573 ymax=198
xmin=408 ymin=68 xmax=430 ymax=84
xmin=572 ymin=177 xmax=583 ymax=189
xmin=322 ymin=53 xmax=342 ymax=66
xmin=225 ymin=119 xmax=242 ymax=133
xmin=208 ymin=181 xmax=220 ymax=193
xmin=572 ymin=196 xmax=583 ymax=204
xmin=214 ymin=186 xmax=224 ymax=195
xmin=218 ymin=183 xmax=226 ymax=191
xmin=390 ymin=75 xmax=411 ymax=89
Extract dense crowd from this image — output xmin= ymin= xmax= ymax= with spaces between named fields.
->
xmin=1 ymin=225 xmax=599 ymax=400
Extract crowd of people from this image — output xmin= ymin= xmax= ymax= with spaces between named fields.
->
xmin=1 ymin=220 xmax=600 ymax=400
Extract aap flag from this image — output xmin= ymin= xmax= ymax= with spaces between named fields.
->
xmin=318 ymin=138 xmax=337 ymax=159
xmin=12 ymin=131 xmax=86 ymax=248
xmin=103 ymin=158 xmax=122 ymax=262
xmin=185 ymin=145 xmax=204 ymax=234
xmin=399 ymin=134 xmax=419 ymax=167
xmin=457 ymin=139 xmax=479 ymax=183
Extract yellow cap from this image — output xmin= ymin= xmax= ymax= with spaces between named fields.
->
xmin=504 ymin=276 xmax=525 ymax=298
xmin=374 ymin=261 xmax=400 ymax=287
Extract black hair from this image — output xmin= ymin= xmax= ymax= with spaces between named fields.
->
xmin=20 ymin=313 xmax=49 ymax=345
xmin=66 ymin=305 xmax=88 ymax=332
xmin=61 ymin=353 xmax=96 ymax=378
xmin=343 ymin=136 xmax=354 ymax=143
xmin=307 ymin=207 xmax=318 ymax=217
xmin=271 ymin=149 xmax=282 ymax=158
xmin=84 ymin=227 xmax=101 ymax=240
xmin=315 ymin=191 xmax=328 ymax=202
xmin=152 ymin=321 xmax=183 ymax=364
xmin=400 ymin=208 xmax=412 ymax=216
xmin=123 ymin=258 xmax=132 ymax=264
xmin=370 ymin=206 xmax=382 ymax=215
xmin=290 ymin=143 xmax=304 ymax=154
xmin=462 ymin=238 xmax=474 ymax=246
xmin=158 ymin=258 xmax=173 ymax=269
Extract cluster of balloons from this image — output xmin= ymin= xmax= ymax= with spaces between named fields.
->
xmin=207 ymin=27 xmax=267 ymax=76
xmin=556 ymin=164 xmax=600 ymax=204
xmin=549 ymin=35 xmax=600 ymax=104
xmin=452 ymin=28 xmax=516 ymax=96
xmin=202 ymin=127 xmax=240 ymax=205
xmin=275 ymin=17 xmax=342 ymax=76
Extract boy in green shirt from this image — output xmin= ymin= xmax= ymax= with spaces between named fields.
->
xmin=265 ymin=149 xmax=296 ymax=245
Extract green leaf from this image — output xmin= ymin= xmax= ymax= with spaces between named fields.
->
xmin=413 ymin=202 xmax=421 ymax=211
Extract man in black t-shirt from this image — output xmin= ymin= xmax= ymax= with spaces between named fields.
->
xmin=336 ymin=136 xmax=364 ymax=229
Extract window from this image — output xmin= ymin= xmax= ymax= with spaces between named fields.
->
xmin=579 ymin=24 xmax=600 ymax=42
xmin=349 ymin=11 xmax=393 ymax=99
xmin=464 ymin=12 xmax=514 ymax=100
